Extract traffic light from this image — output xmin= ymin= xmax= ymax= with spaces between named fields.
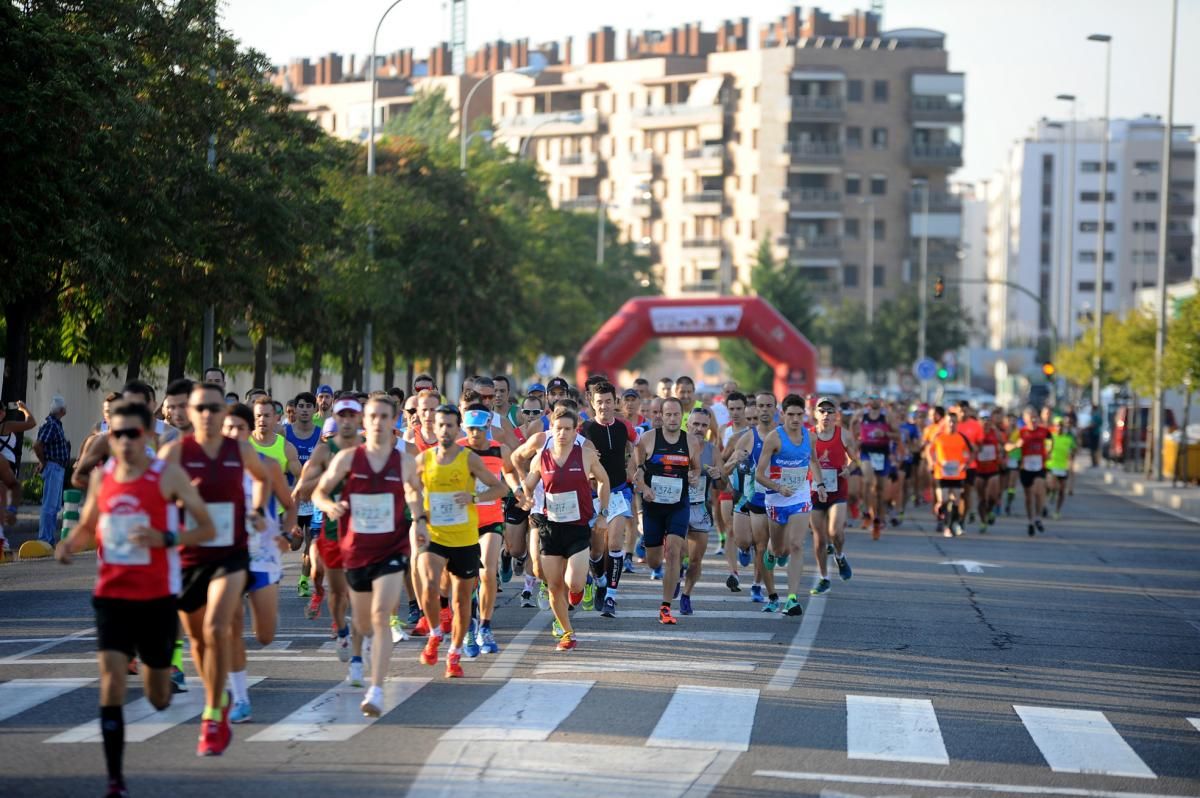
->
xmin=1042 ymin=361 xmax=1056 ymax=377
xmin=936 ymin=367 xmax=949 ymax=380
xmin=933 ymin=275 xmax=945 ymax=299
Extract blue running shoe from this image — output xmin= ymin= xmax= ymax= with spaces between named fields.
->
xmin=763 ymin=597 xmax=780 ymax=613
xmin=651 ymin=566 xmax=664 ymax=581
xmin=477 ymin=625 xmax=499 ymax=654
xmin=623 ymin=557 xmax=636 ymax=574
xmin=837 ymin=555 xmax=853 ymax=581
xmin=680 ymin=594 xmax=693 ymax=615
xmin=170 ymin=667 xmax=187 ymax=694
xmin=600 ymin=596 xmax=617 ymax=617
xmin=809 ymin=578 xmax=831 ymax=596
xmin=406 ymin=606 xmax=422 ymax=626
xmin=635 ymin=537 xmax=646 ymax=560
xmin=750 ymin=584 xmax=766 ymax=603
xmin=736 ymin=547 xmax=751 ymax=567
xmin=463 ymin=620 xmax=480 ymax=658
xmin=229 ymin=699 xmax=252 ymax=724
xmin=826 ymin=543 xmax=835 ymax=556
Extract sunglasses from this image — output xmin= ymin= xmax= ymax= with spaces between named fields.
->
xmin=189 ymin=403 xmax=224 ymax=414
xmin=478 ymin=392 xmax=495 ymax=400
xmin=406 ymin=408 xmax=418 ymax=415
xmin=110 ymin=427 xmax=144 ymax=440
xmin=816 ymin=407 xmax=836 ymax=414
xmin=521 ymin=409 xmax=542 ymax=416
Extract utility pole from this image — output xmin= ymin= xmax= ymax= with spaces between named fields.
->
xmin=1152 ymin=0 xmax=1178 ymax=481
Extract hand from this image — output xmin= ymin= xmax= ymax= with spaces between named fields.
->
xmin=128 ymin=525 xmax=164 ymax=548
xmin=250 ymin=513 xmax=267 ymax=533
xmin=454 ymin=491 xmax=471 ymax=506
xmin=15 ymin=400 xmax=27 ymax=413
xmin=35 ymin=462 xmax=44 ymax=475
xmin=641 ymin=486 xmax=655 ymax=503
xmin=732 ymin=448 xmax=749 ymax=464
xmin=779 ymin=485 xmax=795 ymax=498
xmin=325 ymin=500 xmax=349 ymax=521
xmin=816 ymin=485 xmax=828 ymax=502
xmin=289 ymin=525 xmax=304 ymax=551
xmin=840 ymin=464 xmax=853 ymax=477
xmin=54 ymin=538 xmax=73 ymax=564
xmin=274 ymin=534 xmax=291 ymax=553
xmin=594 ymin=514 xmax=608 ymax=533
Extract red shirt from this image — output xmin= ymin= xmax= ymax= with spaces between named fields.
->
xmin=957 ymin=418 xmax=984 ymax=467
xmin=1019 ymin=426 xmax=1051 ymax=469
xmin=812 ymin=429 xmax=849 ymax=501
xmin=459 ymin=437 xmax=505 ymax=527
xmin=338 ymin=446 xmax=411 ymax=570
xmin=178 ymin=436 xmax=246 ymax=567
xmin=539 ymin=444 xmax=594 ymax=527
xmin=975 ymin=429 xmax=1003 ymax=475
xmin=95 ymin=459 xmax=180 ymax=600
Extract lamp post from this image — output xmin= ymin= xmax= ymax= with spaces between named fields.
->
xmin=1047 ymin=120 xmax=1066 ymax=353
xmin=1087 ymin=32 xmax=1112 ymax=410
xmin=459 ymin=64 xmax=544 ymax=172
xmin=913 ymin=178 xmax=931 ymax=399
xmin=518 ymin=112 xmax=584 ymax=160
xmin=1152 ymin=0 xmax=1179 ymax=482
xmin=1056 ymin=93 xmax=1077 ymax=342
xmin=859 ymin=197 xmax=875 ymax=325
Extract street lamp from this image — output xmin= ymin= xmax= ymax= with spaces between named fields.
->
xmin=1056 ymin=93 xmax=1077 ymax=343
xmin=858 ymin=197 xmax=876 ymax=325
xmin=459 ymin=64 xmax=544 ymax=172
xmin=1087 ymin=32 xmax=1112 ymax=410
xmin=913 ymin=177 xmax=931 ymax=399
xmin=1046 ymin=120 xmax=1066 ymax=353
xmin=518 ymin=112 xmax=584 ymax=160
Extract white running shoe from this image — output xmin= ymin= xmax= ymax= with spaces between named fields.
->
xmin=361 ymin=685 xmax=383 ymax=717
xmin=336 ymin=633 xmax=351 ymax=662
xmin=348 ymin=660 xmax=364 ymax=687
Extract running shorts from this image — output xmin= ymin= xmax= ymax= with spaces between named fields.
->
xmin=93 ymin=595 xmax=177 ymax=668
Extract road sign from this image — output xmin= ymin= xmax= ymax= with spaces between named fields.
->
xmin=535 ymin=353 xmax=555 ymax=376
xmin=913 ymin=357 xmax=938 ymax=381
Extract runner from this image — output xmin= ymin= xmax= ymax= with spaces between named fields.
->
xmin=1046 ymin=416 xmax=1077 ymax=520
xmin=855 ymin=396 xmax=897 ymax=540
xmin=756 ymin=394 xmax=827 ymax=617
xmin=286 ymin=393 xmax=323 ymax=599
xmin=726 ymin=392 xmax=779 ymax=607
xmin=718 ymin=391 xmax=751 ymax=592
xmin=930 ymin=411 xmax=973 ymax=537
xmin=250 ymin=396 xmax=300 ymax=483
xmin=55 ymin=400 xmax=215 ymax=797
xmin=314 ymin=393 xmax=423 ymax=711
xmin=657 ymin=377 xmax=674 ymax=399
xmin=974 ymin=411 xmax=1004 ymax=531
xmin=678 ymin=407 xmax=726 ymax=615
xmin=580 ymin=381 xmax=636 ymax=617
xmin=955 ymin=402 xmax=985 ymax=525
xmin=809 ymin=397 xmax=854 ymax=595
xmin=508 ymin=394 xmax=546 ymax=607
xmin=314 ymin=385 xmax=335 ymax=427
xmin=1010 ymin=406 xmax=1051 ymax=536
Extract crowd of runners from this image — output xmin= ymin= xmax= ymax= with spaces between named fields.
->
xmin=49 ymin=367 xmax=1082 ymax=797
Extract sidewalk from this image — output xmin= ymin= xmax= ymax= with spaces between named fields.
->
xmin=1077 ymin=465 xmax=1200 ymax=525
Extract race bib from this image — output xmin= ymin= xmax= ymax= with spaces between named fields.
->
xmin=651 ymin=475 xmax=683 ymax=504
xmin=475 ymin=477 xmax=497 ymax=507
xmin=297 ymin=499 xmax=315 ymax=517
xmin=868 ymin=452 xmax=886 ymax=472
xmin=350 ymin=493 xmax=395 ymax=534
xmin=606 ymin=490 xmax=629 ymax=520
xmin=546 ymin=491 xmax=581 ymax=523
xmin=979 ymin=445 xmax=996 ymax=462
xmin=1023 ymin=455 xmax=1043 ymax=472
xmin=99 ymin=512 xmax=151 ymax=566
xmin=688 ymin=479 xmax=707 ymax=504
xmin=821 ymin=468 xmax=839 ymax=493
xmin=429 ymin=492 xmax=468 ymax=527
xmin=779 ymin=467 xmax=806 ymax=492
xmin=942 ymin=460 xmax=961 ymax=478
xmin=188 ymin=502 xmax=235 ymax=548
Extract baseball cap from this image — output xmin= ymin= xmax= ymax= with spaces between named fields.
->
xmin=526 ymin=383 xmax=546 ymax=395
xmin=332 ymin=397 xmax=363 ymax=414
xmin=815 ymin=396 xmax=837 ymax=410
xmin=622 ymin=388 xmax=639 ymax=399
xmin=547 ymin=377 xmax=570 ymax=392
xmin=316 ymin=384 xmax=334 ymax=397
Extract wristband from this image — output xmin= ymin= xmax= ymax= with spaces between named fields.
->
xmin=254 ymin=506 xmax=267 ymax=517
xmin=163 ymin=530 xmax=178 ymax=547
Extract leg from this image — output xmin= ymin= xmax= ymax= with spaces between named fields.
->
xmin=540 ymin=555 xmax=570 ymax=635
xmin=478 ymin=532 xmax=502 ymax=625
xmin=809 ymin=511 xmax=829 ymax=579
xmin=720 ymin=499 xmax=738 ymax=576
xmin=449 ymin=573 xmax=475 ymax=650
xmin=750 ymin=512 xmax=775 ymax=596
xmin=369 ymin=571 xmax=404 ymax=687
xmin=683 ymin=530 xmax=707 ymax=595
xmin=785 ymin=512 xmax=808 ymax=596
xmin=247 ymin=584 xmax=279 ymax=646
xmin=38 ymin=462 xmax=65 ymax=545
xmin=661 ymin=534 xmax=683 ymax=604
xmin=98 ymin=650 xmax=131 ymax=786
xmin=200 ymin=571 xmax=246 ymax=714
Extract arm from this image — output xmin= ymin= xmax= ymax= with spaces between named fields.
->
xmin=499 ymin=445 xmax=523 ymax=494
xmin=260 ymin=458 xmax=297 ymax=540
xmin=403 ymin=451 xmax=428 ymax=548
xmin=687 ymin=433 xmax=703 ymax=485
xmin=292 ymin=444 xmax=329 ymax=502
xmin=468 ymin=451 xmax=507 ymax=504
xmin=586 ymin=448 xmax=610 ymax=529
xmin=71 ymin=434 xmax=108 ymax=489
xmin=32 ymin=439 xmax=45 ymax=472
xmin=0 ymin=402 xmax=36 ymax=435
xmin=754 ymin=434 xmax=786 ymax=495
xmin=159 ymin=462 xmax=215 ymax=546
xmin=510 ymin=432 xmax=545 ymax=479
xmin=808 ymin=434 xmax=828 ymax=501
xmin=633 ymin=431 xmax=655 ymax=501
xmin=284 ymin=441 xmax=301 ymax=479
xmin=520 ymin=451 xmax=543 ymax=505
xmin=840 ymin=428 xmax=860 ymax=474
xmin=238 ymin=439 xmax=271 ymax=483
xmin=0 ymin=458 xmax=21 ymax=525
xmin=312 ymin=449 xmax=355 ymax=520
xmin=624 ymin=439 xmax=638 ymax=485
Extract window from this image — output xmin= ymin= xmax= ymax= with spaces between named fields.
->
xmin=871 ymin=127 xmax=888 ymax=149
xmin=846 ymin=126 xmax=863 ymax=150
xmin=1133 ymin=220 xmax=1158 ymax=232
xmin=1080 ymin=191 xmax=1115 ymax=202
xmin=753 ymin=86 xmax=760 ymax=103
xmin=750 ymin=220 xmax=757 ymax=239
xmin=847 ymin=80 xmax=863 ymax=102
xmin=1078 ymin=250 xmax=1115 ymax=263
xmin=872 ymin=79 xmax=888 ymax=102
xmin=873 ymin=219 xmax=886 ymax=241
xmin=844 ymin=218 xmax=860 ymax=239
xmin=1133 ymin=190 xmax=1159 ymax=202
xmin=1080 ymin=161 xmax=1116 ymax=173
xmin=751 ymin=129 xmax=758 ymax=149
xmin=1078 ymin=280 xmax=1115 ymax=292
xmin=1080 ymin=221 xmax=1115 ymax=233
xmin=845 ymin=174 xmax=861 ymax=195
xmin=843 ymin=264 xmax=859 ymax=287
xmin=751 ymin=175 xmax=757 ymax=193
xmin=1134 ymin=160 xmax=1159 ymax=172
xmin=873 ymin=265 xmax=885 ymax=287
xmin=869 ymin=175 xmax=887 ymax=196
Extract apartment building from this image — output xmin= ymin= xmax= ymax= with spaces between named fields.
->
xmin=982 ymin=117 xmax=1195 ymax=350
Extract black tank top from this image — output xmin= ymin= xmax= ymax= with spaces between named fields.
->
xmin=582 ymin=418 xmax=630 ymax=488
xmin=644 ymin=429 xmax=690 ymax=509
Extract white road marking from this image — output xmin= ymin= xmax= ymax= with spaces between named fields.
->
xmin=939 ymin=560 xmax=1001 ymax=574
xmin=570 ymin=610 xmax=782 ymax=620
xmin=535 ymin=659 xmax=755 ymax=676
xmin=615 ymin=593 xmax=765 ymax=603
xmin=0 ymin=678 xmax=93 ymax=722
xmin=483 ymin=610 xmax=550 ymax=680
xmin=442 ymin=678 xmax=593 ymax=742
xmin=578 ymin=631 xmax=773 ymax=642
xmin=647 ymin=685 xmax=759 ymax=752
xmin=47 ymin=677 xmax=265 ymax=743
xmin=0 ymin=628 xmax=95 ymax=662
xmin=755 ymin=770 xmax=1186 ymax=798
xmin=248 ymin=677 xmax=427 ymax=742
xmin=1189 ymin=717 xmax=1200 ymax=733
xmin=765 ymin=594 xmax=826 ymax=691
xmin=845 ymin=695 xmax=949 ymax=765
xmin=262 ymin=640 xmax=292 ymax=651
xmin=1015 ymin=705 xmax=1156 ymax=779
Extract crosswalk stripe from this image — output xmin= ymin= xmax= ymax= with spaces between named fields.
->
xmin=615 ymin=593 xmax=764 ymax=603
xmin=1189 ymin=718 xmax=1200 ymax=734
xmin=46 ymin=677 xmax=265 ymax=743
xmin=1014 ymin=705 xmax=1156 ymax=779
xmin=248 ymin=677 xmax=428 ymax=742
xmin=647 ymin=685 xmax=759 ymax=752
xmin=569 ymin=610 xmax=781 ymax=620
xmin=0 ymin=678 xmax=93 ymax=723
xmin=262 ymin=640 xmax=291 ymax=651
xmin=534 ymin=659 xmax=755 ymax=676
xmin=578 ymin=631 xmax=773 ymax=642
xmin=846 ymin=695 xmax=949 ymax=765
xmin=441 ymin=678 xmax=593 ymax=742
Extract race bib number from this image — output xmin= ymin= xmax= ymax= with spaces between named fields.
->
xmin=188 ymin=502 xmax=235 ymax=548
xmin=820 ymin=468 xmax=839 ymax=493
xmin=942 ymin=460 xmax=961 ymax=478
xmin=297 ymin=499 xmax=315 ymax=517
xmin=546 ymin=491 xmax=581 ymax=523
xmin=429 ymin=492 xmax=468 ymax=527
xmin=349 ymin=493 xmax=395 ymax=534
xmin=867 ymin=453 xmax=886 ymax=472
xmin=651 ymin=475 xmax=683 ymax=504
xmin=99 ymin=512 xmax=151 ymax=566
xmin=688 ymin=479 xmax=707 ymax=504
xmin=779 ymin=467 xmax=806 ymax=492
xmin=1023 ymin=455 xmax=1043 ymax=472
xmin=475 ymin=477 xmax=497 ymax=507
xmin=606 ymin=490 xmax=629 ymax=520
xmin=979 ymin=445 xmax=996 ymax=462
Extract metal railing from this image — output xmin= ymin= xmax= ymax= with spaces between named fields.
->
xmin=682 ymin=238 xmax=722 ymax=248
xmin=683 ymin=190 xmax=724 ymax=204
xmin=560 ymin=196 xmax=600 ymax=211
xmin=791 ymin=95 xmax=844 ymax=112
xmin=782 ymin=140 xmax=843 ymax=158
xmin=910 ymin=143 xmax=963 ymax=161
xmin=683 ymin=144 xmax=725 ymax=160
xmin=783 ymin=188 xmax=842 ymax=204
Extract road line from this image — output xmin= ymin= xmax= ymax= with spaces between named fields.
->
xmin=483 ymin=611 xmax=550 ymax=680
xmin=680 ymin=750 xmax=742 ymax=798
xmin=442 ymin=678 xmax=593 ymax=742
xmin=262 ymin=640 xmax=292 ymax=651
xmin=845 ymin=695 xmax=949 ymax=764
xmin=577 ymin=631 xmax=773 ymax=642
xmin=1189 ymin=717 xmax=1200 ymax=733
xmin=764 ymin=594 xmax=826 ymax=691
xmin=647 ymin=685 xmax=759 ymax=752
xmin=0 ymin=636 xmax=98 ymax=644
xmin=248 ymin=677 xmax=427 ymax=742
xmin=1014 ymin=705 xmax=1155 ymax=779
xmin=47 ymin=677 xmax=265 ymax=743
xmin=534 ymin=659 xmax=755 ymax=676
xmin=0 ymin=678 xmax=94 ymax=722
xmin=2 ymin=655 xmax=362 ymax=665
xmin=754 ymin=770 xmax=1186 ymax=798
xmin=0 ymin=627 xmax=95 ymax=662
xmin=571 ymin=610 xmax=781 ymax=620
xmin=615 ymin=593 xmax=762 ymax=603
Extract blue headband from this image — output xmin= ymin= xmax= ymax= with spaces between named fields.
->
xmin=463 ymin=410 xmax=491 ymax=429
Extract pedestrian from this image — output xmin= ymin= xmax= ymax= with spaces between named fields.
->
xmin=34 ymin=394 xmax=71 ymax=546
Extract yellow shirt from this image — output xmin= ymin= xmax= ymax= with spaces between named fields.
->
xmin=421 ymin=447 xmax=478 ymax=547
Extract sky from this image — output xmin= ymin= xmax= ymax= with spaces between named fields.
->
xmin=220 ymin=0 xmax=1198 ymax=185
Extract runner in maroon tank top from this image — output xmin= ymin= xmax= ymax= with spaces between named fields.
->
xmin=56 ymin=401 xmax=215 ymax=798
xmin=810 ymin=397 xmax=856 ymax=594
xmin=157 ymin=382 xmax=272 ymax=757
xmin=315 ymin=394 xmax=424 ymax=716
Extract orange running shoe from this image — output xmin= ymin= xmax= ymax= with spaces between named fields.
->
xmin=659 ymin=605 xmax=678 ymax=625
xmin=445 ymin=651 xmax=463 ymax=678
xmin=439 ymin=606 xmax=453 ymax=634
xmin=420 ymin=634 xmax=441 ymax=665
xmin=556 ymin=633 xmax=577 ymax=651
xmin=411 ymin=615 xmax=430 ymax=637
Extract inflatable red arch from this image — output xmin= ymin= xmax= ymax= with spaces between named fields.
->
xmin=576 ymin=296 xmax=817 ymax=397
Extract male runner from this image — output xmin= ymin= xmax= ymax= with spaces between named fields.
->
xmin=726 ymin=392 xmax=779 ymax=607
xmin=855 ymin=396 xmax=896 ymax=539
xmin=1010 ymin=406 xmax=1051 ymax=535
xmin=810 ymin=397 xmax=854 ymax=595
xmin=718 ymin=391 xmax=751 ymax=591
xmin=287 ymin=392 xmax=323 ymax=598
xmin=975 ymin=411 xmax=1004 ymax=531
xmin=678 ymin=408 xmax=726 ymax=615
xmin=580 ymin=381 xmax=636 ymax=617
xmin=314 ymin=385 xmax=335 ymax=426
xmin=930 ymin=411 xmax=973 ymax=537
xmin=1046 ymin=417 xmax=1076 ymax=519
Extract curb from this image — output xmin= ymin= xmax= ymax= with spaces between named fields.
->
xmin=1084 ymin=468 xmax=1200 ymax=525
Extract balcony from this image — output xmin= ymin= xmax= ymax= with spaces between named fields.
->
xmin=909 ymin=142 xmax=963 ymax=168
xmin=790 ymin=95 xmax=845 ymax=119
xmin=682 ymin=238 xmax=722 ymax=263
xmin=560 ymin=195 xmax=600 ymax=212
xmin=683 ymin=144 xmax=725 ymax=175
xmin=634 ymin=238 xmax=658 ymax=259
xmin=910 ymin=95 xmax=964 ymax=122
xmin=628 ymin=194 xmax=658 ymax=218
xmin=633 ymin=103 xmax=723 ymax=131
xmin=785 ymin=234 xmax=842 ymax=265
xmin=782 ymin=140 xmax=843 ymax=165
xmin=630 ymin=149 xmax=659 ymax=174
xmin=680 ymin=279 xmax=721 ymax=294
xmin=498 ymin=109 xmax=599 ymax=137
xmin=783 ymin=187 xmax=842 ymax=212
xmin=682 ymin=190 xmax=723 ymax=214
xmin=906 ymin=190 xmax=962 ymax=213
xmin=557 ymin=151 xmax=598 ymax=178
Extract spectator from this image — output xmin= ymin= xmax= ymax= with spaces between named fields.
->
xmin=34 ymin=395 xmax=71 ymax=546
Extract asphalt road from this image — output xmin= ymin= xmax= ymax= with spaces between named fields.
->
xmin=1 ymin=473 xmax=1198 ymax=798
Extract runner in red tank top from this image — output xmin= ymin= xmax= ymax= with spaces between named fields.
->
xmin=810 ymin=397 xmax=856 ymax=592
xmin=157 ymin=382 xmax=272 ymax=758
xmin=56 ymin=401 xmax=215 ymax=797
xmin=315 ymin=394 xmax=423 ymax=716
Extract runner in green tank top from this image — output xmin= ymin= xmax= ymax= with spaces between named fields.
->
xmin=1045 ymin=418 xmax=1077 ymax=520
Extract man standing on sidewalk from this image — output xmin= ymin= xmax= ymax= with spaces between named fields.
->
xmin=34 ymin=395 xmax=71 ymax=545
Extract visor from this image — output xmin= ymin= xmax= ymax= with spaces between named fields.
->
xmin=463 ymin=409 xmax=491 ymax=429
xmin=333 ymin=398 xmax=363 ymax=414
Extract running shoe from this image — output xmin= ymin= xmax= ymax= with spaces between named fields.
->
xmin=520 ymin=589 xmax=536 ymax=608
xmin=348 ymin=659 xmax=364 ymax=687
xmin=420 ymin=635 xmax=441 ymax=666
xmin=390 ymin=616 xmax=409 ymax=643
xmin=1035 ymin=519 xmax=1044 ymax=534
xmin=407 ymin=605 xmax=422 ymax=626
xmin=513 ymin=555 xmax=526 ymax=577
xmin=749 ymin=584 xmax=766 ymax=603
xmin=229 ymin=699 xmax=252 ymax=724
xmin=726 ymin=573 xmax=741 ymax=592
xmin=849 ymin=501 xmax=860 ymax=519
xmin=987 ymin=512 xmax=997 ymax=525
xmin=296 ymin=575 xmax=310 ymax=598
xmin=556 ymin=633 xmax=577 ymax=651
xmin=551 ymin=618 xmax=565 ymax=639
xmin=171 ymin=666 xmax=188 ymax=693
xmin=635 ymin=536 xmax=646 ymax=560
xmin=871 ymin=520 xmax=883 ymax=540
xmin=445 ymin=651 xmax=464 ymax=678
xmin=622 ymin=557 xmax=636 ymax=574
xmin=569 ymin=589 xmax=584 ymax=608
xmin=776 ymin=553 xmax=790 ymax=568
xmin=305 ymin=593 xmax=321 ymax=620
xmin=582 ymin=578 xmax=595 ymax=611
xmin=1027 ymin=523 xmax=1035 ymax=537
xmin=1053 ymin=511 xmax=1061 ymax=521
xmin=336 ymin=632 xmax=351 ymax=662
xmin=500 ymin=552 xmax=513 ymax=583
xmin=1041 ymin=506 xmax=1049 ymax=519
xmin=736 ymin=547 xmax=752 ymax=567
xmin=763 ymin=597 xmax=780 ymax=613
xmin=967 ymin=511 xmax=977 ymax=524
xmin=826 ymin=543 xmax=835 ymax=556
xmin=361 ymin=685 xmax=384 ymax=717
xmin=952 ymin=522 xmax=964 ymax=537
xmin=784 ymin=595 xmax=804 ymax=615
xmin=594 ymin=581 xmax=607 ymax=610
xmin=658 ymin=605 xmax=678 ymax=625
xmin=763 ymin=550 xmax=777 ymax=570
xmin=979 ymin=522 xmax=989 ymax=534
xmin=104 ymin=779 xmax=129 ymax=798
xmin=197 ymin=719 xmax=224 ymax=757
xmin=679 ymin=594 xmax=693 ymax=615
xmin=478 ymin=626 xmax=499 ymax=654
xmin=411 ymin=615 xmax=430 ymax=637
xmin=715 ymin=544 xmax=725 ymax=556
xmin=439 ymin=606 xmax=453 ymax=634
xmin=943 ymin=527 xmax=953 ymax=538
xmin=810 ymin=579 xmax=831 ymax=596
xmin=836 ymin=556 xmax=852 ymax=581
xmin=463 ymin=621 xmax=480 ymax=659
xmin=600 ymin=596 xmax=617 ymax=617
xmin=537 ymin=582 xmax=550 ymax=610
xmin=650 ymin=565 xmax=663 ymax=580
